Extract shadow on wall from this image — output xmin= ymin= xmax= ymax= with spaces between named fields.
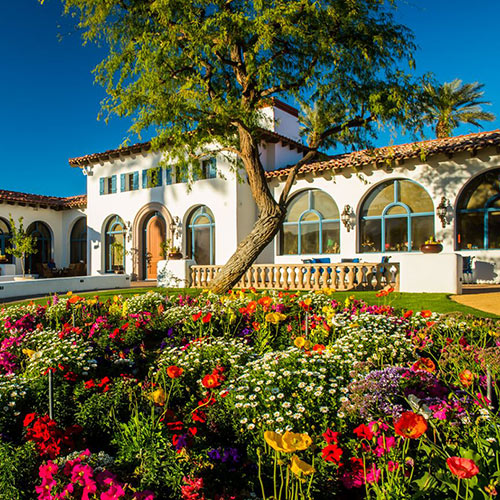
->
xmin=474 ymin=261 xmax=498 ymax=282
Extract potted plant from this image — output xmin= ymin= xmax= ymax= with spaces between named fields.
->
xmin=168 ymin=245 xmax=183 ymax=260
xmin=110 ymin=240 xmax=127 ymax=273
xmin=420 ymin=236 xmax=443 ymax=254
xmin=160 ymin=240 xmax=171 ymax=260
xmin=6 ymin=215 xmax=38 ymax=279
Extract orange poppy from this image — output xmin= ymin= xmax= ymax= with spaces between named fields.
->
xmin=167 ymin=366 xmax=184 ymax=379
xmin=313 ymin=344 xmax=326 ymax=354
xmin=446 ymin=457 xmax=479 ymax=479
xmin=394 ymin=411 xmax=427 ymax=439
xmin=420 ymin=310 xmax=432 ymax=318
xmin=459 ymin=369 xmax=474 ymax=387
xmin=411 ymin=357 xmax=436 ymax=373
xmin=201 ymin=374 xmax=220 ymax=389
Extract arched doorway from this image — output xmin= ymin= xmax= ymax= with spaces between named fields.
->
xmin=143 ymin=212 xmax=166 ymax=279
xmin=26 ymin=221 xmax=52 ymax=274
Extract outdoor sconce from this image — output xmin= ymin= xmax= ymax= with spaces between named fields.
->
xmin=341 ymin=204 xmax=355 ymax=232
xmin=436 ymin=197 xmax=449 ymax=228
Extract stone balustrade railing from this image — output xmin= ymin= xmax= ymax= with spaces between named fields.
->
xmin=190 ymin=262 xmax=399 ymax=291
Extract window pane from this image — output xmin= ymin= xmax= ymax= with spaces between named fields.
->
xmin=280 ymin=224 xmax=298 ymax=255
xmin=457 ymin=213 xmax=484 ymax=249
xmin=286 ymin=192 xmax=310 ymax=222
xmin=196 ymin=215 xmax=211 ymax=225
xmin=193 ymin=227 xmax=211 ymax=264
xmin=360 ymin=219 xmax=381 ymax=252
xmin=399 ymin=180 xmax=434 ymax=212
xmin=385 ymin=217 xmax=409 ymax=252
xmin=488 ymin=211 xmax=500 ymax=249
xmin=411 ymin=216 xmax=434 ymax=250
xmin=311 ymin=191 xmax=339 ymax=219
xmin=459 ymin=170 xmax=500 ymax=210
xmin=0 ymin=219 xmax=9 ymax=234
xmin=322 ymin=221 xmax=340 ymax=253
xmin=301 ymin=211 xmax=320 ymax=222
xmin=300 ymin=222 xmax=320 ymax=254
xmin=362 ymin=182 xmax=394 ymax=217
xmin=386 ymin=205 xmax=407 ymax=215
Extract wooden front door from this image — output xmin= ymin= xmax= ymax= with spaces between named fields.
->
xmin=145 ymin=214 xmax=166 ymax=279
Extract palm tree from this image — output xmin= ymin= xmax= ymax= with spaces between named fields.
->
xmin=422 ymin=79 xmax=495 ymax=138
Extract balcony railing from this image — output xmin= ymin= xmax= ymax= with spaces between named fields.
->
xmin=190 ymin=262 xmax=399 ymax=291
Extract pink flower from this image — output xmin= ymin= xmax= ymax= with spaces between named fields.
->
xmin=133 ymin=492 xmax=156 ymax=500
xmin=365 ymin=464 xmax=381 ymax=484
xmin=374 ymin=435 xmax=396 ymax=456
xmin=387 ymin=461 xmax=399 ymax=472
xmin=100 ymin=483 xmax=126 ymax=500
xmin=70 ymin=463 xmax=94 ymax=486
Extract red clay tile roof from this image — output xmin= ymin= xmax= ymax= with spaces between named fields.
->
xmin=0 ymin=190 xmax=87 ymax=210
xmin=68 ymin=128 xmax=309 ymax=167
xmin=265 ymin=130 xmax=500 ymax=179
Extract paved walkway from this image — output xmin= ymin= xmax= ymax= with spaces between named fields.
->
xmin=451 ymin=285 xmax=500 ymax=316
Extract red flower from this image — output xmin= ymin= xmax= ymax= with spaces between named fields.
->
xmin=98 ymin=377 xmax=111 ymax=387
xmin=420 ymin=310 xmax=432 ymax=318
xmin=353 ymin=424 xmax=374 ymax=441
xmin=403 ymin=310 xmax=413 ymax=318
xmin=394 ymin=411 xmax=427 ymax=439
xmin=167 ymin=421 xmax=184 ymax=431
xmin=23 ymin=412 xmax=37 ymax=427
xmin=446 ymin=457 xmax=479 ymax=479
xmin=202 ymin=312 xmax=212 ymax=323
xmin=313 ymin=344 xmax=326 ymax=354
xmin=192 ymin=312 xmax=202 ymax=322
xmin=322 ymin=428 xmax=339 ymax=444
xmin=192 ymin=409 xmax=207 ymax=423
xmin=167 ymin=365 xmax=184 ymax=379
xmin=201 ymin=374 xmax=220 ymax=389
xmin=63 ymin=371 xmax=78 ymax=382
xmin=322 ymin=444 xmax=343 ymax=463
xmin=84 ymin=380 xmax=95 ymax=389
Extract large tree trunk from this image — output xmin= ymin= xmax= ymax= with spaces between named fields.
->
xmin=435 ymin=119 xmax=451 ymax=139
xmin=209 ymin=204 xmax=286 ymax=293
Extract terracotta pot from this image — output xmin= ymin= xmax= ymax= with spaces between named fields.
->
xmin=168 ymin=252 xmax=183 ymax=260
xmin=420 ymin=243 xmax=443 ymax=254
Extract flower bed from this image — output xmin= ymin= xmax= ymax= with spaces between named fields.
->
xmin=0 ymin=289 xmax=499 ymax=499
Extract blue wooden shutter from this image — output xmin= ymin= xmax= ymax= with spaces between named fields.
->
xmin=208 ymin=158 xmax=217 ymax=179
xmin=165 ymin=167 xmax=172 ymax=185
xmin=111 ymin=175 xmax=117 ymax=193
xmin=133 ymin=171 xmax=139 ymax=190
xmin=156 ymin=168 xmax=162 ymax=187
xmin=120 ymin=173 xmax=126 ymax=192
xmin=142 ymin=170 xmax=148 ymax=188
xmin=99 ymin=178 xmax=105 ymax=195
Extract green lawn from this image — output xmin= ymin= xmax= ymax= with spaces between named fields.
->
xmin=2 ymin=287 xmax=497 ymax=318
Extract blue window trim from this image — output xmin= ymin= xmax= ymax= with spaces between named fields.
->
xmin=281 ymin=190 xmax=340 ymax=255
xmin=188 ymin=206 xmax=215 ymax=264
xmin=458 ymin=193 xmax=500 ymax=249
xmin=70 ymin=218 xmax=87 ymax=263
xmin=105 ymin=216 xmax=126 ymax=272
xmin=359 ymin=179 xmax=435 ymax=253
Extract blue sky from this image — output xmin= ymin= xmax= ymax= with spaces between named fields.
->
xmin=1 ymin=0 xmax=499 ymax=197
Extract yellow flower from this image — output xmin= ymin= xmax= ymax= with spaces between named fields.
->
xmin=113 ymin=295 xmax=120 ymax=303
xmin=150 ymin=388 xmax=166 ymax=406
xmin=303 ymin=298 xmax=312 ymax=306
xmin=290 ymin=455 xmax=315 ymax=476
xmin=22 ymin=348 xmax=35 ymax=358
xmin=264 ymin=431 xmax=288 ymax=453
xmin=265 ymin=312 xmax=286 ymax=324
xmin=282 ymin=431 xmax=312 ymax=452
xmin=66 ymin=291 xmax=73 ymax=297
xmin=87 ymin=298 xmax=97 ymax=306
xmin=489 ymin=330 xmax=500 ymax=337
xmin=294 ymin=337 xmax=306 ymax=348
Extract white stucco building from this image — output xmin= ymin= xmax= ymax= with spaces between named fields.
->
xmin=1 ymin=99 xmax=500 ymax=287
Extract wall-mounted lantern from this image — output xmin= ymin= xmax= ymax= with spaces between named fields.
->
xmin=341 ymin=204 xmax=355 ymax=232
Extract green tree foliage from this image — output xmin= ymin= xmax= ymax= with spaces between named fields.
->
xmin=6 ymin=216 xmax=37 ymax=278
xmin=46 ymin=0 xmax=425 ymax=291
xmin=422 ymin=79 xmax=496 ymax=138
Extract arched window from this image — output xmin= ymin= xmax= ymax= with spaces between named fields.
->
xmin=457 ymin=169 xmax=500 ymax=250
xmin=280 ymin=189 xmax=340 ymax=255
xmin=359 ymin=179 xmax=434 ymax=253
xmin=0 ymin=218 xmax=12 ymax=263
xmin=27 ymin=221 xmax=52 ymax=273
xmin=104 ymin=216 xmax=126 ymax=272
xmin=70 ymin=218 xmax=87 ymax=264
xmin=187 ymin=206 xmax=215 ymax=265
